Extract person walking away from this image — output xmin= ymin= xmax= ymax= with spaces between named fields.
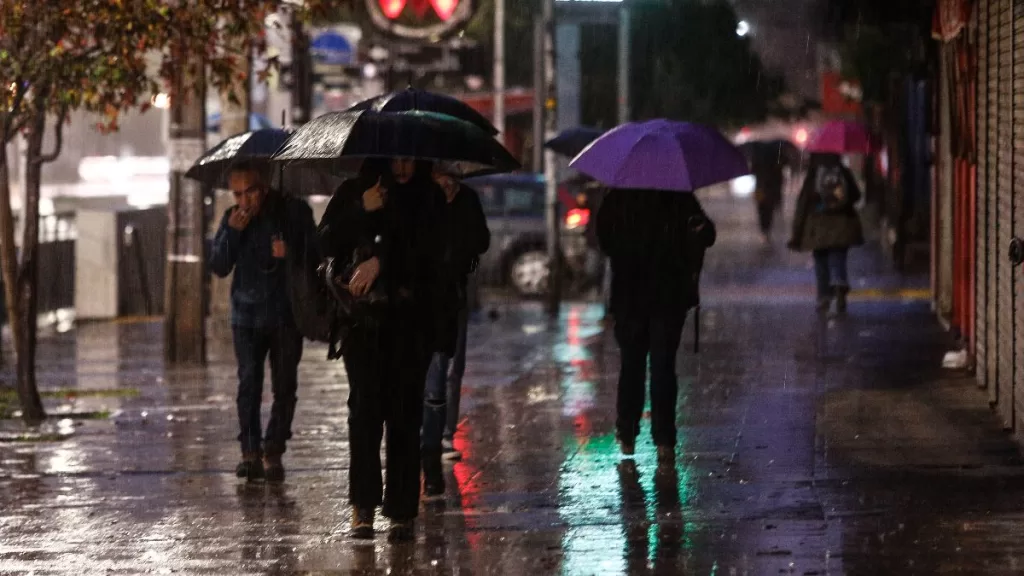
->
xmin=318 ymin=158 xmax=445 ymax=541
xmin=751 ymin=153 xmax=784 ymax=244
xmin=787 ymin=153 xmax=864 ymax=315
xmin=209 ymin=160 xmax=317 ymax=483
xmin=421 ymin=167 xmax=491 ymax=498
xmin=596 ymin=188 xmax=716 ymax=467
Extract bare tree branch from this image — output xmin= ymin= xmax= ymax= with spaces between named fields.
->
xmin=35 ymin=105 xmax=67 ymax=165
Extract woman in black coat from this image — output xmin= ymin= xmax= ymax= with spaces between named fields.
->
xmin=317 ymin=158 xmax=445 ymax=541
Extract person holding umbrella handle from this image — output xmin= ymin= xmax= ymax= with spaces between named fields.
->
xmin=317 ymin=157 xmax=446 ymax=542
xmin=210 ymin=160 xmax=317 ymax=485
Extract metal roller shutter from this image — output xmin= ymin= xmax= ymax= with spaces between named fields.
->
xmin=1014 ymin=0 xmax=1024 ymax=430
xmin=997 ymin=0 xmax=1014 ymax=430
xmin=976 ymin=0 xmax=989 ymax=392
xmin=987 ymin=0 xmax=1001 ymax=408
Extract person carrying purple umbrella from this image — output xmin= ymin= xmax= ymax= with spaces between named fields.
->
xmin=596 ymin=189 xmax=716 ymax=466
xmin=572 ymin=120 xmax=744 ymax=467
xmin=786 ymin=153 xmax=864 ymax=314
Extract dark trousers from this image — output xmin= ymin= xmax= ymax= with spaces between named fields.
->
xmin=757 ymin=202 xmax=776 ymax=234
xmin=614 ymin=307 xmax=687 ymax=447
xmin=422 ymin=304 xmax=469 ymax=452
xmin=344 ymin=312 xmax=430 ymax=521
xmin=812 ymin=248 xmax=850 ymax=298
xmin=232 ymin=323 xmax=304 ymax=456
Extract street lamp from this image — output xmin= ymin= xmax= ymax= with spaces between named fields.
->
xmin=736 ymin=20 xmax=750 ymax=37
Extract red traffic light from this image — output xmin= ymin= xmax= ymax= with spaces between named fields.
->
xmin=379 ymin=0 xmax=459 ymax=21
xmin=379 ymin=0 xmax=405 ymax=19
xmin=431 ymin=0 xmax=458 ymax=20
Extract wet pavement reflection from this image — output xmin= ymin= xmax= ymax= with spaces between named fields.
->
xmin=2 ymin=187 xmax=1024 ymax=574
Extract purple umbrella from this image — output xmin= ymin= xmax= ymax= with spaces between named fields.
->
xmin=569 ymin=119 xmax=749 ymax=192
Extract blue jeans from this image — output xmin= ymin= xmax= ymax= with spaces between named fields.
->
xmin=422 ymin=305 xmax=469 ymax=452
xmin=233 ymin=323 xmax=303 ymax=455
xmin=812 ymin=248 xmax=849 ymax=298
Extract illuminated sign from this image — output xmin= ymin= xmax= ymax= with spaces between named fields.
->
xmin=366 ymin=0 xmax=476 ymax=40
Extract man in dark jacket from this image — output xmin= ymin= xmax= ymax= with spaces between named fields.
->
xmin=209 ymin=160 xmax=318 ymax=483
xmin=596 ymin=189 xmax=716 ymax=466
xmin=421 ymin=168 xmax=491 ymax=498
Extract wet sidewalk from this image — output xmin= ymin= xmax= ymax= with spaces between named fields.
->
xmin=2 ymin=189 xmax=1024 ymax=575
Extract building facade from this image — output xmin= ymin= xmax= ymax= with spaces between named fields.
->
xmin=933 ymin=0 xmax=1024 ymax=431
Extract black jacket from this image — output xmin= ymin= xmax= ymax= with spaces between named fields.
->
xmin=317 ymin=167 xmax=446 ymax=348
xmin=442 ymin=184 xmax=491 ymax=291
xmin=596 ymin=189 xmax=716 ymax=316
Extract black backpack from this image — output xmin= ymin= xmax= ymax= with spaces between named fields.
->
xmin=814 ymin=164 xmax=850 ymax=212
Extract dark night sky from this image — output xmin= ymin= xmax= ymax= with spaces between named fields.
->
xmin=729 ymin=0 xmax=824 ymax=101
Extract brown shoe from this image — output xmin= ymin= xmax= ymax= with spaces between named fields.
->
xmin=263 ymin=453 xmax=285 ymax=483
xmin=236 ymin=452 xmax=264 ymax=481
xmin=351 ymin=507 xmax=375 ymax=540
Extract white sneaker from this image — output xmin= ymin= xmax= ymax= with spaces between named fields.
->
xmin=441 ymin=439 xmax=462 ymax=461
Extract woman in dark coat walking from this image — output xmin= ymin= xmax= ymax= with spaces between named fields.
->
xmin=317 ymin=158 xmax=445 ymax=541
xmin=597 ymin=188 xmax=716 ymax=466
xmin=787 ymin=153 xmax=864 ymax=314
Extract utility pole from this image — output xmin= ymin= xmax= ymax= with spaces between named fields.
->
xmin=618 ymin=5 xmax=630 ymax=125
xmin=164 ymin=61 xmax=208 ymax=364
xmin=543 ymin=0 xmax=560 ymax=318
xmin=532 ymin=18 xmax=544 ymax=172
xmin=290 ymin=15 xmax=312 ymax=126
xmin=493 ymin=0 xmax=506 ymax=140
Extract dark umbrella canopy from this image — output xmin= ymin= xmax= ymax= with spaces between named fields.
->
xmin=348 ymin=88 xmax=499 ymax=135
xmin=739 ymin=139 xmax=801 ymax=171
xmin=271 ymin=109 xmax=520 ymax=178
xmin=545 ymin=126 xmax=604 ymax=158
xmin=185 ymin=129 xmax=290 ymax=189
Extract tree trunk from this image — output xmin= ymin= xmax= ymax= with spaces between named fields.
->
xmin=0 ymin=131 xmax=42 ymax=423
xmin=14 ymin=111 xmax=46 ymax=424
xmin=0 ymin=149 xmax=15 ymax=372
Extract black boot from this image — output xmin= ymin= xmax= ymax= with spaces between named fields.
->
xmin=422 ymin=450 xmax=445 ymax=500
xmin=834 ymin=285 xmax=849 ymax=315
xmin=816 ymin=287 xmax=834 ymax=314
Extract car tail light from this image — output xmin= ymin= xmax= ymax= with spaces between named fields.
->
xmin=565 ymin=208 xmax=590 ymax=230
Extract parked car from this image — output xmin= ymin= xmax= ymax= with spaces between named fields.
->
xmin=463 ymin=172 xmax=601 ymax=298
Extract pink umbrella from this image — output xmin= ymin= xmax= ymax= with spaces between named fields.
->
xmin=806 ymin=120 xmax=871 ymax=154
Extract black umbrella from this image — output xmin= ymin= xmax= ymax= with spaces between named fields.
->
xmin=185 ymin=129 xmax=290 ymax=188
xmin=185 ymin=128 xmax=344 ymax=195
xmin=271 ymin=109 xmax=521 ymax=178
xmin=738 ymin=139 xmax=801 ymax=170
xmin=348 ymin=87 xmax=499 ymax=136
xmin=545 ymin=126 xmax=604 ymax=159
